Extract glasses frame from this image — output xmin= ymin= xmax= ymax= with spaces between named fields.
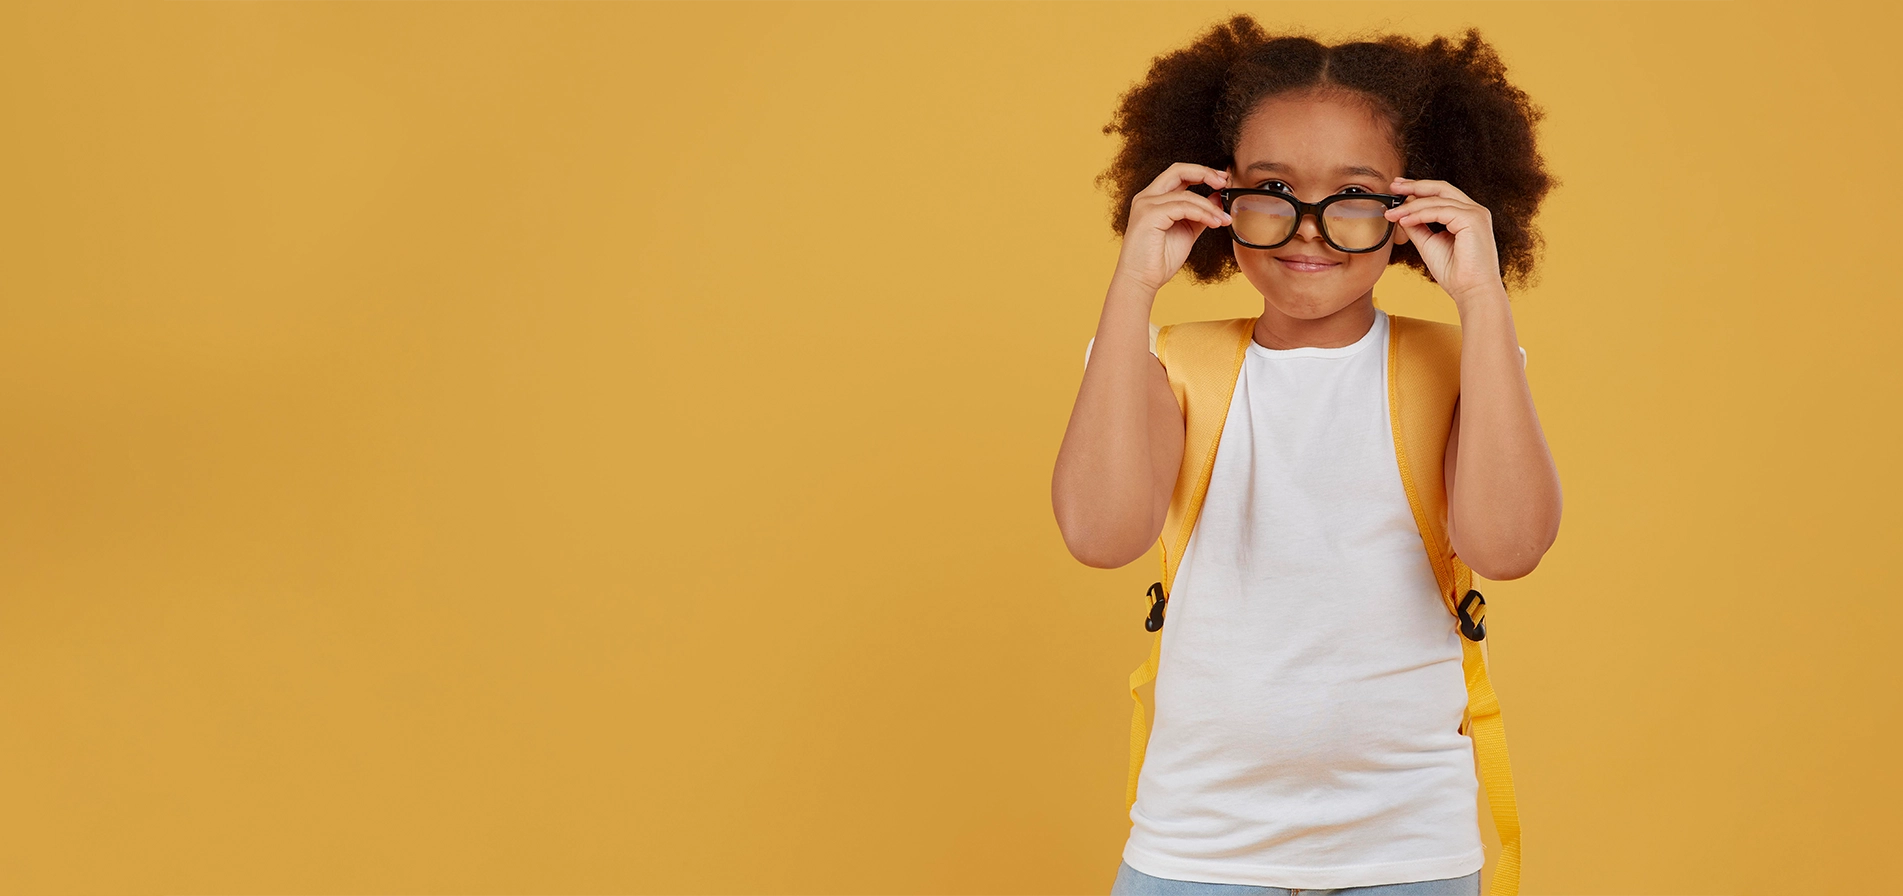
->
xmin=1214 ymin=186 xmax=1408 ymax=254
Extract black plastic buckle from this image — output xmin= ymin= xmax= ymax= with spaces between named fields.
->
xmin=1456 ymin=588 xmax=1487 ymax=641
xmin=1144 ymin=581 xmax=1168 ymax=632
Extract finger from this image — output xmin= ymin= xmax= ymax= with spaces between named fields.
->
xmin=1137 ymin=191 xmax=1233 ymax=225
xmin=1181 ymin=189 xmax=1230 ymax=220
xmin=1392 ymin=195 xmax=1476 ymax=216
xmin=1391 ymin=202 xmax=1481 ymax=232
xmin=1390 ymin=177 xmax=1473 ymax=203
xmin=1397 ymin=218 xmax=1453 ymax=253
xmin=1151 ymin=184 xmax=1229 ymax=210
xmin=1384 ymin=197 xmax=1470 ymax=221
xmin=1140 ymin=162 xmax=1230 ymax=198
xmin=1147 ymin=197 xmax=1231 ymax=230
xmin=1392 ymin=216 xmax=1446 ymax=247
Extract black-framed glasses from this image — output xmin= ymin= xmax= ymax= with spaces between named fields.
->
xmin=1211 ymin=186 xmax=1408 ymax=253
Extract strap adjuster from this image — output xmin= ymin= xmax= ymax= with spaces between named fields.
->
xmin=1456 ymin=588 xmax=1487 ymax=641
xmin=1144 ymin=581 xmax=1167 ymax=632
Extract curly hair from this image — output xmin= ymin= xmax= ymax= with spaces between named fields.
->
xmin=1096 ymin=16 xmax=1558 ymax=293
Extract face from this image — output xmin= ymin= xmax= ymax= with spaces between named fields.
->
xmin=1225 ymin=92 xmax=1409 ymax=323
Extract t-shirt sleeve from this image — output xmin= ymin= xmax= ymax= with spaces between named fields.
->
xmin=1084 ymin=323 xmax=1163 ymax=368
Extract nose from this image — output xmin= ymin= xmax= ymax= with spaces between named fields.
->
xmin=1293 ymin=208 xmax=1326 ymax=242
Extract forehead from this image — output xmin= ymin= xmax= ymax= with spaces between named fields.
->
xmin=1233 ymin=93 xmax=1401 ymax=178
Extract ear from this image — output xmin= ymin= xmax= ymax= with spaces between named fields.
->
xmin=1393 ymin=219 xmax=1410 ymax=247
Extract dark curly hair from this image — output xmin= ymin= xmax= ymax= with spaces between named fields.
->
xmin=1096 ymin=16 xmax=1558 ymax=293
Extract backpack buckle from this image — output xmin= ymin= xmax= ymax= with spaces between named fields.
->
xmin=1456 ymin=588 xmax=1487 ymax=641
xmin=1143 ymin=581 xmax=1167 ymax=632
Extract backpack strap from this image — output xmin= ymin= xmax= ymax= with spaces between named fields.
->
xmin=1123 ymin=312 xmax=1524 ymax=895
xmin=1126 ymin=316 xmax=1254 ymax=811
xmin=1387 ymin=313 xmax=1522 ymax=895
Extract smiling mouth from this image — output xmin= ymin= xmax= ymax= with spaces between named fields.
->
xmin=1275 ymin=257 xmax=1340 ymax=272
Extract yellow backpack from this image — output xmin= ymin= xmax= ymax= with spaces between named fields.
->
xmin=1128 ymin=312 xmax=1522 ymax=894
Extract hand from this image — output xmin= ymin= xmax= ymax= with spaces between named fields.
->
xmin=1385 ymin=177 xmax=1506 ymax=308
xmin=1111 ymin=162 xmax=1233 ymax=295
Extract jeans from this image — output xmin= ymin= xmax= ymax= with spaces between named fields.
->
xmin=1111 ymin=861 xmax=1482 ymax=896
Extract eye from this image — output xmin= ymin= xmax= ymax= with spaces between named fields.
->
xmin=1261 ymin=179 xmax=1291 ymax=191
xmin=1339 ymin=186 xmax=1369 ymax=194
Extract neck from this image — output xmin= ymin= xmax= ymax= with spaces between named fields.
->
xmin=1252 ymin=294 xmax=1378 ymax=350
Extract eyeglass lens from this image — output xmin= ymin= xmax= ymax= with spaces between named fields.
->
xmin=1230 ymin=194 xmax=1392 ymax=251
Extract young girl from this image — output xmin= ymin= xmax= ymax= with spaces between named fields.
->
xmin=1052 ymin=17 xmax=1562 ymax=896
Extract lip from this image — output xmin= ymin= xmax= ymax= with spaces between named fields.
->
xmin=1275 ymin=255 xmax=1341 ymax=272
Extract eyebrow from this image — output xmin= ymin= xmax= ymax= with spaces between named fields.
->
xmin=1243 ymin=161 xmax=1389 ymax=180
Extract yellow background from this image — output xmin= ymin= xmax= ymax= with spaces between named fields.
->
xmin=2 ymin=2 xmax=1896 ymax=893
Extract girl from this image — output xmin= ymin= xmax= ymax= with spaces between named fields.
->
xmin=1051 ymin=16 xmax=1562 ymax=896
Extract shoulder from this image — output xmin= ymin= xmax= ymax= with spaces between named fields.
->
xmin=1386 ymin=312 xmax=1528 ymax=370
xmin=1158 ymin=317 xmax=1251 ymax=339
xmin=1155 ymin=317 xmax=1255 ymax=367
xmin=1387 ymin=312 xmax=1462 ymax=352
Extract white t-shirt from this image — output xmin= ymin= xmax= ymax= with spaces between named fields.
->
xmin=1084 ymin=310 xmax=1523 ymax=888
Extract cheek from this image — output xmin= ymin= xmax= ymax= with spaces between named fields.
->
xmin=1345 ymin=247 xmax=1397 ymax=282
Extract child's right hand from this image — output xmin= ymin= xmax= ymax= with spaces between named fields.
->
xmin=1111 ymin=162 xmax=1233 ymax=295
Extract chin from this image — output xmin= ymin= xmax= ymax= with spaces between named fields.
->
xmin=1255 ymin=276 xmax=1369 ymax=317
xmin=1267 ymin=296 xmax=1358 ymax=320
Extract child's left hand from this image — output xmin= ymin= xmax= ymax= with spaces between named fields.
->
xmin=1385 ymin=177 xmax=1505 ymax=309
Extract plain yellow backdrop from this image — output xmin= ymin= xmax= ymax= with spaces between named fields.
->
xmin=2 ymin=1 xmax=1897 ymax=893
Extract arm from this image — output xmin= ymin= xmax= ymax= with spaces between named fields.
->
xmin=1055 ymin=161 xmax=1227 ymax=569
xmin=1443 ymin=291 xmax=1562 ymax=580
xmin=1052 ymin=279 xmax=1185 ymax=569
xmin=1383 ymin=173 xmax=1561 ymax=581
